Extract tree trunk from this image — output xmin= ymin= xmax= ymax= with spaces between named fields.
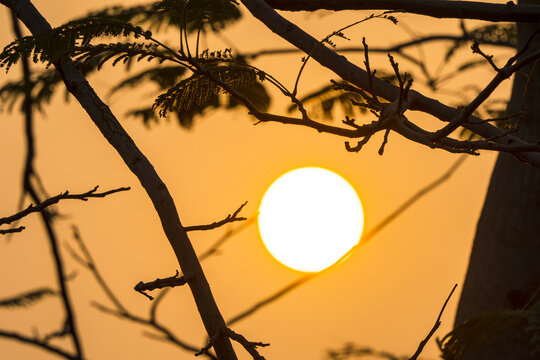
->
xmin=454 ymin=2 xmax=540 ymax=358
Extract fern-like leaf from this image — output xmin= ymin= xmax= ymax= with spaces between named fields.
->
xmin=0 ymin=288 xmax=56 ymax=309
xmin=70 ymin=42 xmax=176 ymax=71
xmin=327 ymin=343 xmax=408 ymax=360
xmin=153 ymin=64 xmax=259 ymax=117
xmin=438 ymin=309 xmax=529 ymax=360
xmin=0 ymin=56 xmax=105 ymax=113
xmin=0 ymin=18 xmax=152 ymax=71
xmin=109 ymin=65 xmax=187 ymax=95
xmin=80 ymin=0 xmax=241 ymax=33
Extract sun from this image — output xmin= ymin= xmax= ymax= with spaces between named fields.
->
xmin=258 ymin=167 xmax=364 ymax=272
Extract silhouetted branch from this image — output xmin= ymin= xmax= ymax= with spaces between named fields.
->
xmin=0 ymin=329 xmax=77 ymax=359
xmin=184 ymin=202 xmax=248 ymax=232
xmin=67 ymin=225 xmax=128 ymax=313
xmin=4 ymin=10 xmax=85 ymax=358
xmin=3 ymin=1 xmax=237 ymax=355
xmin=0 ymin=288 xmax=56 ymax=308
xmin=92 ymin=302 xmax=215 ymax=359
xmin=0 ymin=186 xmax=131 ymax=227
xmin=67 ymin=228 xmax=215 ymax=359
xmin=134 ymin=270 xmax=191 ymax=300
xmin=199 ymin=216 xmax=256 ymax=262
xmin=228 ymin=156 xmax=466 ymax=325
xmin=0 ymin=226 xmax=25 ymax=235
xmin=225 ymin=328 xmax=269 ymax=360
xmin=197 ymin=327 xmax=269 ymax=360
xmin=409 ymin=284 xmax=458 ymax=360
xmin=432 ymin=30 xmax=540 ymax=141
xmin=240 ymin=0 xmax=540 ymax=166
xmin=242 ymin=36 xmax=515 ymax=61
xmin=264 ymin=0 xmax=540 ymax=23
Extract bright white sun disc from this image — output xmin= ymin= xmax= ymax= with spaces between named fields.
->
xmin=258 ymin=167 xmax=364 ymax=272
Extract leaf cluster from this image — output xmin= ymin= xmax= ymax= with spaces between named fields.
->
xmin=82 ymin=0 xmax=241 ymax=33
xmin=0 ymin=288 xmax=56 ymax=309
xmin=0 ymin=18 xmax=152 ymax=72
xmin=153 ymin=63 xmax=260 ymax=117
xmin=438 ymin=305 xmax=539 ymax=360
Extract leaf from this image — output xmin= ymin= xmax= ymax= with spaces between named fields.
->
xmin=438 ymin=309 xmax=529 ymax=360
xmin=0 ymin=288 xmax=56 ymax=309
xmin=109 ymin=65 xmax=187 ymax=95
xmin=326 ymin=343 xmax=407 ymax=360
xmin=0 ymin=18 xmax=151 ymax=71
xmin=152 ymin=64 xmax=259 ymax=117
xmin=70 ymin=42 xmax=176 ymax=70
xmin=287 ymin=82 xmax=366 ymax=120
xmin=0 ymin=56 xmax=105 ymax=113
xmin=527 ymin=300 xmax=540 ymax=357
xmin=80 ymin=0 xmax=241 ymax=33
xmin=227 ymin=82 xmax=270 ymax=112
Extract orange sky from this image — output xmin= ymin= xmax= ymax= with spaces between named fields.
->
xmin=0 ymin=1 xmax=512 ymax=359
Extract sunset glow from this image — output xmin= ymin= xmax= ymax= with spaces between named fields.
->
xmin=258 ymin=167 xmax=364 ymax=272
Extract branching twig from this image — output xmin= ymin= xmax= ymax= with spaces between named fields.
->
xmin=0 ymin=329 xmax=77 ymax=359
xmin=431 ymin=30 xmax=540 ymax=142
xmin=134 ymin=270 xmax=191 ymax=300
xmin=228 ymin=156 xmax=466 ymax=325
xmin=196 ymin=327 xmax=269 ymax=360
xmin=0 ymin=226 xmax=25 ymax=234
xmin=184 ymin=202 xmax=248 ymax=232
xmin=408 ymin=284 xmax=458 ymax=360
xmin=0 ymin=186 xmax=130 ymax=226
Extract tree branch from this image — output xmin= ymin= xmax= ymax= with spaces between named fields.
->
xmin=241 ymin=0 xmax=540 ymax=167
xmin=0 ymin=329 xmax=77 ymax=360
xmin=184 ymin=202 xmax=248 ymax=232
xmin=134 ymin=270 xmax=191 ymax=300
xmin=0 ymin=186 xmax=130 ymax=226
xmin=228 ymin=156 xmax=466 ymax=325
xmin=264 ymin=0 xmax=540 ymax=23
xmin=409 ymin=284 xmax=458 ymax=360
xmin=2 ymin=1 xmax=238 ymax=358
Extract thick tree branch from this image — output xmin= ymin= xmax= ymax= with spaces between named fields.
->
xmin=1 ymin=1 xmax=237 ymax=358
xmin=264 ymin=0 xmax=540 ymax=23
xmin=241 ymin=0 xmax=540 ymax=167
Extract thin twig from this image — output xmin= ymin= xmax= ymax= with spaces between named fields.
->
xmin=184 ymin=202 xmax=248 ymax=232
xmin=0 ymin=186 xmax=131 ymax=226
xmin=0 ymin=329 xmax=77 ymax=360
xmin=409 ymin=284 xmax=458 ymax=360
xmin=228 ymin=156 xmax=466 ymax=325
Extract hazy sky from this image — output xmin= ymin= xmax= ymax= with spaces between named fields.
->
xmin=0 ymin=1 xmax=512 ymax=359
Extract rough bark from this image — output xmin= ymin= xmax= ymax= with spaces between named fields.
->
xmin=454 ymin=1 xmax=540 ymax=358
xmin=264 ymin=0 xmax=540 ymax=23
xmin=1 ymin=0 xmax=237 ymax=358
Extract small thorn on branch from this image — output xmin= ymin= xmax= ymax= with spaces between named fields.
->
xmin=134 ymin=270 xmax=191 ymax=300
